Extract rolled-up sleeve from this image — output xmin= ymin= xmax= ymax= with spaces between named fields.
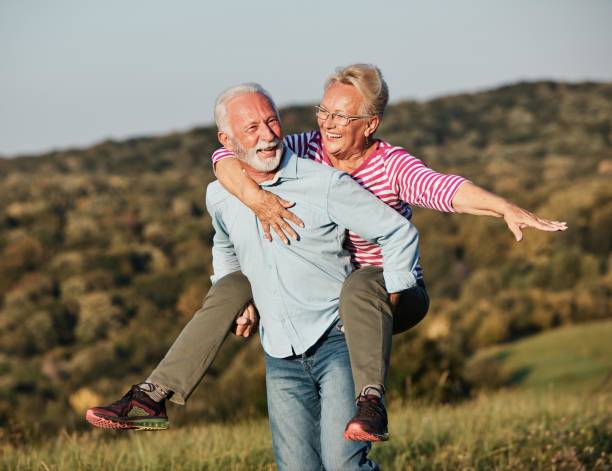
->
xmin=326 ymin=172 xmax=419 ymax=293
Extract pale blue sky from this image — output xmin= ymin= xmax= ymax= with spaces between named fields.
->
xmin=1 ymin=0 xmax=611 ymax=157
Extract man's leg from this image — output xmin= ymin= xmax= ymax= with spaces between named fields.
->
xmin=147 ymin=271 xmax=253 ymax=404
xmin=316 ymin=323 xmax=378 ymax=471
xmin=86 ymin=271 xmax=252 ymax=430
xmin=339 ymin=266 xmax=429 ymax=441
xmin=264 ymin=352 xmax=323 ymax=471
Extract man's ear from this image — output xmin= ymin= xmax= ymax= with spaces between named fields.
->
xmin=365 ymin=115 xmax=381 ymax=138
xmin=218 ymin=131 xmax=233 ymax=150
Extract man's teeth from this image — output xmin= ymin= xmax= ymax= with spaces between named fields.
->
xmin=326 ymin=132 xmax=341 ymax=139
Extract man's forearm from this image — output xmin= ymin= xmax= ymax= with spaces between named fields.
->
xmin=451 ymin=181 xmax=510 ymax=217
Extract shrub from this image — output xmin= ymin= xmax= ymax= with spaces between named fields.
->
xmin=74 ymin=292 xmax=121 ymax=343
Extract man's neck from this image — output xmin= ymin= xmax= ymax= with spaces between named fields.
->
xmin=240 ymin=161 xmax=277 ymax=184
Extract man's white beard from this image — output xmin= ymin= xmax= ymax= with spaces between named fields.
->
xmin=232 ymin=137 xmax=284 ymax=172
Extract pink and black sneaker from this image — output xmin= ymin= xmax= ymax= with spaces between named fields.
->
xmin=85 ymin=385 xmax=169 ymax=430
xmin=344 ymin=394 xmax=389 ymax=442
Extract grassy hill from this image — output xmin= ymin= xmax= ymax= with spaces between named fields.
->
xmin=0 ymin=80 xmax=611 ymax=439
xmin=2 ymin=322 xmax=610 ymax=470
xmin=467 ymin=320 xmax=612 ymax=392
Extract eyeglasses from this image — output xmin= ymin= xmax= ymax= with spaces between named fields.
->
xmin=315 ymin=106 xmax=372 ymax=126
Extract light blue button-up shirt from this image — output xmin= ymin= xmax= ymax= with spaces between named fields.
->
xmin=206 ymin=149 xmax=420 ymax=358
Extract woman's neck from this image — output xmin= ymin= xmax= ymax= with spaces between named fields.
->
xmin=328 ymin=141 xmax=378 ymax=173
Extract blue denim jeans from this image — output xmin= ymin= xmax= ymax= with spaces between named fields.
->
xmin=264 ymin=320 xmax=379 ymax=471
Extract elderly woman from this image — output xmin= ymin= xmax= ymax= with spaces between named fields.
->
xmin=209 ymin=64 xmax=566 ymax=441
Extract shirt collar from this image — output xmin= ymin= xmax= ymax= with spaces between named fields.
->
xmin=260 ymin=146 xmax=298 ymax=186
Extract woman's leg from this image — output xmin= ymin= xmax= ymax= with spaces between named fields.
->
xmin=339 ymin=267 xmax=429 ymax=396
xmin=148 ymin=271 xmax=253 ymax=404
xmin=339 ymin=266 xmax=393 ymax=397
xmin=392 ymin=278 xmax=429 ymax=335
xmin=339 ymin=266 xmax=429 ymax=441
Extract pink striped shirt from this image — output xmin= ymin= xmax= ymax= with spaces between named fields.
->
xmin=212 ymin=130 xmax=467 ymax=278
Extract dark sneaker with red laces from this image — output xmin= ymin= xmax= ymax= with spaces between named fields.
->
xmin=85 ymin=385 xmax=169 ymax=430
xmin=344 ymin=394 xmax=389 ymax=442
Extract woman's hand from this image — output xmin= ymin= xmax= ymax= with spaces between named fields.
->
xmin=452 ymin=182 xmax=567 ymax=241
xmin=215 ymin=157 xmax=305 ymax=243
xmin=501 ymin=202 xmax=567 ymax=242
xmin=246 ymin=188 xmax=304 ymax=244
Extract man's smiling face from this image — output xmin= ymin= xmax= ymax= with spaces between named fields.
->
xmin=224 ymin=92 xmax=284 ymax=172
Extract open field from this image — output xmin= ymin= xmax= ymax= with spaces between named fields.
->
xmin=2 ymin=321 xmax=611 ymax=470
xmin=2 ymin=82 xmax=611 ymax=464
xmin=1 ymin=389 xmax=610 ymax=470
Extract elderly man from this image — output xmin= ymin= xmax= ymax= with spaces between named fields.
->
xmin=87 ymin=83 xmax=420 ymax=470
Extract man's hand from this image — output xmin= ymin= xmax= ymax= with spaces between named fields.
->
xmin=246 ymin=188 xmax=304 ymax=244
xmin=388 ymin=292 xmax=401 ymax=313
xmin=502 ymin=203 xmax=567 ymax=242
xmin=233 ymin=303 xmax=259 ymax=338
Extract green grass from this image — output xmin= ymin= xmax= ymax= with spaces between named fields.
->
xmin=2 ymin=390 xmax=610 ymax=470
xmin=467 ymin=320 xmax=612 ymax=391
xmin=2 ymin=321 xmax=611 ymax=470
xmin=378 ymin=390 xmax=611 ymax=470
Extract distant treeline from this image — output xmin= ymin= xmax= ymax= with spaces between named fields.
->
xmin=0 ymin=81 xmax=611 ymax=440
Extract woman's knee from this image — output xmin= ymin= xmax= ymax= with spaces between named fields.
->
xmin=205 ymin=271 xmax=252 ymax=308
xmin=340 ymin=267 xmax=386 ymax=302
xmin=392 ymin=285 xmax=430 ymax=334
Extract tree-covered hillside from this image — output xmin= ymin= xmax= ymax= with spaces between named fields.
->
xmin=1 ymin=81 xmax=610 ymax=439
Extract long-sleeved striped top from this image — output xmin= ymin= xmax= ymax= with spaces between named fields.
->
xmin=211 ymin=130 xmax=467 ymax=279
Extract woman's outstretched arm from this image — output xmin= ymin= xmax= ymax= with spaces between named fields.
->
xmin=451 ymin=181 xmax=568 ymax=241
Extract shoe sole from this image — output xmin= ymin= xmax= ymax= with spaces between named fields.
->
xmin=344 ymin=423 xmax=389 ymax=442
xmin=86 ymin=409 xmax=169 ymax=431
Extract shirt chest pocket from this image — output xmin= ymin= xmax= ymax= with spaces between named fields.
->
xmin=289 ymin=201 xmax=330 ymax=230
xmin=289 ymin=202 xmax=341 ymax=243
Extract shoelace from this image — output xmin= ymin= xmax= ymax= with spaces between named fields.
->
xmin=110 ymin=386 xmax=139 ymax=407
xmin=357 ymin=396 xmax=385 ymax=419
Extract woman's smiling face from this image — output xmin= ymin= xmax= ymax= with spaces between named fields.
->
xmin=317 ymin=82 xmax=375 ymax=159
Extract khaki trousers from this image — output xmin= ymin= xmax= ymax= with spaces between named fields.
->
xmin=148 ymin=267 xmax=429 ymax=404
xmin=148 ymin=271 xmax=252 ymax=404
xmin=339 ymin=266 xmax=429 ymax=396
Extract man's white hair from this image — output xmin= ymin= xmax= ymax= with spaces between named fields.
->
xmin=214 ymin=83 xmax=278 ymax=135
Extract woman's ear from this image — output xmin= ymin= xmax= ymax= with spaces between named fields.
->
xmin=365 ymin=115 xmax=380 ymax=138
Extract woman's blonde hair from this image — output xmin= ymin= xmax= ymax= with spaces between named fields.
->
xmin=324 ymin=64 xmax=389 ymax=117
